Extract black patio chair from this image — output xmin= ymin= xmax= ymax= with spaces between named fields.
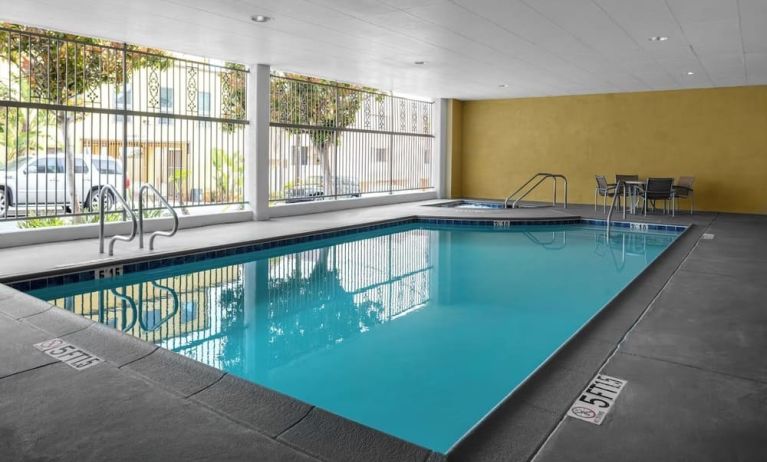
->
xmin=673 ymin=176 xmax=695 ymax=215
xmin=641 ymin=177 xmax=675 ymax=216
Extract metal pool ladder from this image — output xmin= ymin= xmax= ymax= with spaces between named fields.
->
xmin=98 ymin=185 xmax=138 ymax=256
xmin=505 ymin=173 xmax=568 ymax=209
xmin=138 ymin=183 xmax=179 ymax=251
xmin=606 ymin=180 xmax=625 ymax=237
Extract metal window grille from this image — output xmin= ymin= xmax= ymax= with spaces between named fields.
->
xmin=0 ymin=25 xmax=248 ymax=225
xmin=269 ymin=74 xmax=434 ymax=204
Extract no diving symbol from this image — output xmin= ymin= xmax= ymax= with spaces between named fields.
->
xmin=570 ymin=406 xmax=596 ymax=419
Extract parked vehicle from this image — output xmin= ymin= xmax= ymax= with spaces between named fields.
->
xmin=0 ymin=154 xmax=129 ymax=216
xmin=284 ymin=176 xmax=361 ymax=203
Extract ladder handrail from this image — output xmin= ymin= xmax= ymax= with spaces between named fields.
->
xmin=138 ymin=183 xmax=179 ymax=251
xmin=505 ymin=173 xmax=568 ymax=209
xmin=606 ymin=180 xmax=623 ymax=237
xmin=98 ymin=184 xmax=138 ymax=256
xmin=109 ymin=287 xmax=138 ymax=332
xmin=137 ymin=281 xmax=180 ymax=332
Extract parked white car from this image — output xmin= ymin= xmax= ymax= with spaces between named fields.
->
xmin=0 ymin=154 xmax=129 ymax=216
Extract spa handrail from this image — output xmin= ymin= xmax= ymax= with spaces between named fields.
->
xmin=505 ymin=173 xmax=568 ymax=209
xmin=138 ymin=184 xmax=179 ymax=251
xmin=98 ymin=184 xmax=138 ymax=256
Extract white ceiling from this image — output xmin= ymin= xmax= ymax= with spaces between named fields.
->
xmin=2 ymin=0 xmax=766 ymax=99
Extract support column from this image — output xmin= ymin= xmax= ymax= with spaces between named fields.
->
xmin=246 ymin=63 xmax=271 ymax=221
xmin=434 ymin=98 xmax=449 ymax=199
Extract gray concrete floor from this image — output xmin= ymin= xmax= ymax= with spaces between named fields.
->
xmin=531 ymin=211 xmax=767 ymax=462
xmin=1 ymin=200 xmax=765 ymax=461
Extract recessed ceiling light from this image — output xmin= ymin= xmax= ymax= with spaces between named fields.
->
xmin=499 ymin=84 xmax=508 ymax=88
xmin=686 ymin=71 xmax=695 ymax=76
xmin=414 ymin=61 xmax=425 ymax=65
xmin=648 ymin=36 xmax=669 ymax=42
xmin=251 ymin=15 xmax=271 ymax=23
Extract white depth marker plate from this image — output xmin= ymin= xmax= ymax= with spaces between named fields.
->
xmin=567 ymin=374 xmax=627 ymax=425
xmin=34 ymin=338 xmax=103 ymax=370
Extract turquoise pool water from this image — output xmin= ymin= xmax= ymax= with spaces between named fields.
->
xmin=28 ymin=222 xmax=681 ymax=452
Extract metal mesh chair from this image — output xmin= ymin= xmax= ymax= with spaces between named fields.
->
xmin=595 ymin=175 xmax=617 ymax=213
xmin=615 ymin=174 xmax=638 ymax=195
xmin=642 ymin=177 xmax=675 ymax=216
xmin=673 ymin=176 xmax=695 ymax=215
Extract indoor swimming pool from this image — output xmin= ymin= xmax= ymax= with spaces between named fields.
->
xmin=25 ymin=220 xmax=683 ymax=452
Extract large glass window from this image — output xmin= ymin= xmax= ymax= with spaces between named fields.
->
xmin=0 ymin=23 xmax=248 ymax=226
xmin=269 ymin=73 xmax=434 ymax=204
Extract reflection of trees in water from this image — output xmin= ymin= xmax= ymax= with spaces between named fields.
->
xmin=266 ymin=247 xmax=385 ymax=366
xmin=218 ymin=274 xmax=245 ymax=372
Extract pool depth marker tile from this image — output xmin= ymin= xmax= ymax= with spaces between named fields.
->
xmin=33 ymin=338 xmax=104 ymax=370
xmin=566 ymin=374 xmax=627 ymax=425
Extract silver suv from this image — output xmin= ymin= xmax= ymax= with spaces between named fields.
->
xmin=0 ymin=154 xmax=128 ymax=216
xmin=285 ymin=176 xmax=361 ymax=203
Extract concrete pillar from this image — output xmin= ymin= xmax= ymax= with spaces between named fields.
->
xmin=434 ymin=98 xmax=449 ymax=199
xmin=246 ymin=63 xmax=271 ymax=221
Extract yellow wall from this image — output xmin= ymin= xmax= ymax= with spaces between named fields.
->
xmin=457 ymin=86 xmax=767 ymax=214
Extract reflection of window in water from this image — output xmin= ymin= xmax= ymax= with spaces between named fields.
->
xmin=264 ymin=228 xmax=433 ymax=367
xmin=44 ymin=229 xmax=434 ymax=370
xmin=181 ymin=301 xmax=198 ymax=323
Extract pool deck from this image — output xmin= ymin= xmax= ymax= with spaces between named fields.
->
xmin=1 ymin=200 xmax=766 ymax=461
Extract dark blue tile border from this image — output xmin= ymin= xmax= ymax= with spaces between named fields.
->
xmin=5 ymin=216 xmax=686 ymax=292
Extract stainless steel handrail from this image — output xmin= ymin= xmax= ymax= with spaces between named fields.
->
xmin=137 ymin=280 xmax=180 ymax=332
xmin=505 ymin=173 xmax=568 ymax=209
xmin=98 ymin=184 xmax=138 ymax=256
xmin=606 ymin=180 xmax=625 ymax=237
xmin=109 ymin=287 xmax=138 ymax=332
xmin=138 ymin=184 xmax=179 ymax=251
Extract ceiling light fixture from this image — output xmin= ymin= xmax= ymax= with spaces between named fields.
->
xmin=686 ymin=71 xmax=695 ymax=76
xmin=251 ymin=15 xmax=272 ymax=23
xmin=648 ymin=36 xmax=669 ymax=41
xmin=414 ymin=61 xmax=425 ymax=65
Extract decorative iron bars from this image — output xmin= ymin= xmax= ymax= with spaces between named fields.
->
xmin=0 ymin=25 xmax=248 ymax=225
xmin=269 ymin=74 xmax=434 ymax=203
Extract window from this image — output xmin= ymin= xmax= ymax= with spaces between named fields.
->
xmin=74 ymin=159 xmax=89 ymax=174
xmin=291 ymin=146 xmax=309 ymax=166
xmin=269 ymin=74 xmax=434 ymax=203
xmin=198 ymin=91 xmax=211 ymax=117
xmin=115 ymin=88 xmax=133 ymax=124
xmin=180 ymin=301 xmax=198 ymax=323
xmin=0 ymin=25 xmax=248 ymax=227
xmin=29 ymin=158 xmax=60 ymax=174
xmin=92 ymin=159 xmax=123 ymax=174
xmin=159 ymin=87 xmax=174 ymax=124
